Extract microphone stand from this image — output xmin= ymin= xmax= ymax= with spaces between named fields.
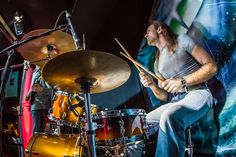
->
xmin=65 ymin=10 xmax=81 ymax=49
xmin=0 ymin=25 xmax=66 ymax=157
xmin=0 ymin=48 xmax=17 ymax=157
xmin=64 ymin=10 xmax=96 ymax=156
xmin=0 ymin=25 xmax=67 ymax=54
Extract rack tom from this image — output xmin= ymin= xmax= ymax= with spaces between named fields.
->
xmin=93 ymin=109 xmax=147 ymax=146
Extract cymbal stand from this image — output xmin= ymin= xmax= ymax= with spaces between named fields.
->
xmin=112 ymin=145 xmax=125 ymax=157
xmin=97 ymin=145 xmax=125 ymax=157
xmin=80 ymin=84 xmax=96 ymax=157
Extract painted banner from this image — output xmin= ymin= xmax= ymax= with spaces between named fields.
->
xmin=137 ymin=0 xmax=236 ymax=156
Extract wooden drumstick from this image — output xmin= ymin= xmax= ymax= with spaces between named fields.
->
xmin=120 ymin=51 xmax=164 ymax=82
xmin=114 ymin=38 xmax=141 ymax=72
xmin=0 ymin=15 xmax=18 ymax=43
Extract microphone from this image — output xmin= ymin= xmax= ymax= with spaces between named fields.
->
xmin=13 ymin=11 xmax=24 ymax=36
xmin=65 ymin=10 xmax=81 ymax=49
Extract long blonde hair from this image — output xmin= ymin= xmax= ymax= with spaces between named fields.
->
xmin=151 ymin=21 xmax=177 ymax=53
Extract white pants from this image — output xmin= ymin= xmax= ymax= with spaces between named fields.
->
xmin=146 ymin=89 xmax=213 ymax=157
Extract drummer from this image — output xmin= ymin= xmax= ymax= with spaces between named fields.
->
xmin=25 ymin=65 xmax=52 ymax=134
xmin=139 ymin=21 xmax=217 ymax=157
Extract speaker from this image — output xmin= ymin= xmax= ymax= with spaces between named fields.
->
xmin=5 ymin=71 xmax=19 ymax=97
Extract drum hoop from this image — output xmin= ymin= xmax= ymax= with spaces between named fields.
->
xmin=55 ymin=90 xmax=69 ymax=95
xmin=48 ymin=115 xmax=84 ymax=129
xmin=96 ymin=134 xmax=144 ymax=146
xmin=93 ymin=108 xmax=146 ymax=120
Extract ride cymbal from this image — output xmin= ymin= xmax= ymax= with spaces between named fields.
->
xmin=17 ymin=29 xmax=77 ymax=68
xmin=42 ymin=50 xmax=131 ymax=94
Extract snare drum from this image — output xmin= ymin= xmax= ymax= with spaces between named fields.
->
xmin=94 ymin=109 xmax=147 ymax=146
xmin=25 ymin=133 xmax=86 ymax=157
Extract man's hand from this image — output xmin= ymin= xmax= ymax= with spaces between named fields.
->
xmin=139 ymin=71 xmax=156 ymax=88
xmin=25 ymin=84 xmax=44 ymax=101
xmin=31 ymin=83 xmax=44 ymax=92
xmin=161 ymin=78 xmax=182 ymax=93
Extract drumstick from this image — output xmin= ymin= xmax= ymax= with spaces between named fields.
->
xmin=0 ymin=15 xmax=18 ymax=43
xmin=120 ymin=51 xmax=164 ymax=82
xmin=114 ymin=38 xmax=141 ymax=72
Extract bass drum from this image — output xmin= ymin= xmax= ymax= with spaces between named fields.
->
xmin=25 ymin=133 xmax=87 ymax=157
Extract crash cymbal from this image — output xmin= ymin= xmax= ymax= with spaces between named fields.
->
xmin=17 ymin=29 xmax=77 ymax=68
xmin=42 ymin=50 xmax=131 ymax=94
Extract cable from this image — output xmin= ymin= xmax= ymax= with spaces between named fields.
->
xmin=71 ymin=0 xmax=79 ymax=17
xmin=53 ymin=10 xmax=67 ymax=29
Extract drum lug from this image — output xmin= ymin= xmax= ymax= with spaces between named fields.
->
xmin=53 ymin=125 xmax=61 ymax=135
xmin=62 ymin=112 xmax=67 ymax=119
xmin=119 ymin=118 xmax=125 ymax=144
xmin=141 ymin=116 xmax=149 ymax=140
xmin=95 ymin=123 xmax=104 ymax=129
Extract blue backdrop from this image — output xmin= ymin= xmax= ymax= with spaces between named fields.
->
xmin=137 ymin=0 xmax=236 ymax=156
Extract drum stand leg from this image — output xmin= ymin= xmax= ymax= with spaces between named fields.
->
xmin=98 ymin=145 xmax=126 ymax=157
xmin=81 ymin=85 xmax=96 ymax=157
xmin=112 ymin=145 xmax=125 ymax=157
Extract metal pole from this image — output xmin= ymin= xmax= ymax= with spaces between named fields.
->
xmin=82 ymin=87 xmax=96 ymax=157
xmin=0 ymin=49 xmax=17 ymax=157
xmin=17 ymin=60 xmax=30 ymax=157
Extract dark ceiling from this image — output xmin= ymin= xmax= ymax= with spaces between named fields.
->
xmin=0 ymin=0 xmax=155 ymax=68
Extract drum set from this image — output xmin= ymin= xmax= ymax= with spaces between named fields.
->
xmin=15 ymin=28 xmax=149 ymax=157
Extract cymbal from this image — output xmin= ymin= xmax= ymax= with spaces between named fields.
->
xmin=42 ymin=50 xmax=131 ymax=94
xmin=17 ymin=29 xmax=77 ymax=68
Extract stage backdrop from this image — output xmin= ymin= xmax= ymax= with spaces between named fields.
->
xmin=137 ymin=0 xmax=236 ymax=156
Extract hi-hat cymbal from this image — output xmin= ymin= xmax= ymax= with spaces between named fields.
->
xmin=42 ymin=50 xmax=131 ymax=94
xmin=17 ymin=29 xmax=77 ymax=68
